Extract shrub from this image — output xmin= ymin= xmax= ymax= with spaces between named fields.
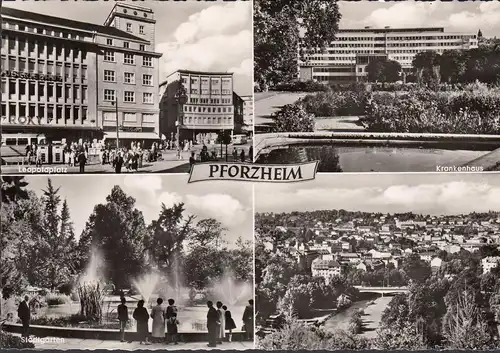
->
xmin=299 ymin=90 xmax=369 ymax=117
xmin=257 ymin=318 xmax=370 ymax=350
xmin=57 ymin=282 xmax=74 ymax=296
xmin=0 ymin=331 xmax=35 ymax=349
xmin=271 ymin=104 xmax=315 ymax=133
xmin=272 ymin=80 xmax=330 ymax=93
xmin=348 ymin=310 xmax=363 ymax=334
xmin=365 ymin=89 xmax=500 ymax=134
xmin=45 ymin=293 xmax=71 ymax=306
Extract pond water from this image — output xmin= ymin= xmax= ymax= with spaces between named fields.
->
xmin=41 ymin=302 xmax=245 ymax=332
xmin=257 ymin=146 xmax=489 ymax=172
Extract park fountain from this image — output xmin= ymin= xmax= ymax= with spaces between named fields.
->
xmin=211 ymin=272 xmax=253 ymax=307
xmin=131 ymin=273 xmax=159 ymax=304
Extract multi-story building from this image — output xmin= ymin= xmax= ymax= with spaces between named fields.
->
xmin=1 ymin=4 xmax=162 ymax=148
xmin=233 ymin=92 xmax=244 ymax=135
xmin=482 ymin=256 xmax=500 ymax=274
xmin=311 ymin=257 xmax=342 ymax=283
xmin=159 ymin=70 xmax=235 ymax=144
xmin=241 ymin=95 xmax=253 ymax=136
xmin=299 ymin=27 xmax=478 ymax=84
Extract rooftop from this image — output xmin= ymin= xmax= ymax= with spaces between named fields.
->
xmin=2 ymin=7 xmax=146 ymax=42
xmin=161 ymin=70 xmax=234 ymax=87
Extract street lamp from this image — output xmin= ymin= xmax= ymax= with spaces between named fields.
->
xmin=174 ymin=84 xmax=188 ymax=150
xmin=111 ymin=96 xmax=119 ymax=150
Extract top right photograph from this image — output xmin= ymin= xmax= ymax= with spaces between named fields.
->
xmin=253 ymin=0 xmax=500 ymax=173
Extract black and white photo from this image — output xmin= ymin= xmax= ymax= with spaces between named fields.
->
xmin=1 ymin=175 xmax=254 ymax=349
xmin=1 ymin=1 xmax=253 ymax=174
xmin=254 ymin=1 xmax=500 ymax=172
xmin=255 ymin=173 xmax=500 ymax=350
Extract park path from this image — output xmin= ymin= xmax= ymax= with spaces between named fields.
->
xmin=254 ymin=92 xmax=308 ymax=129
xmin=360 ymin=296 xmax=393 ymax=339
xmin=11 ymin=334 xmax=253 ymax=350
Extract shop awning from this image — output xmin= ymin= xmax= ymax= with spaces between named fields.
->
xmin=104 ymin=131 xmax=161 ymax=140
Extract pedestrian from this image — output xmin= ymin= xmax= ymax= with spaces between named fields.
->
xmin=133 ymin=300 xmax=151 ymax=345
xmin=242 ymin=299 xmax=254 ymax=341
xmin=223 ymin=305 xmax=236 ymax=342
xmin=206 ymin=301 xmax=219 ymax=348
xmin=151 ymin=298 xmax=166 ymax=343
xmin=118 ymin=297 xmax=129 ymax=342
xmin=249 ymin=146 xmax=253 ymax=162
xmin=165 ymin=298 xmax=179 ymax=345
xmin=17 ymin=296 xmax=30 ymax=338
xmin=115 ymin=152 xmax=123 ymax=174
xmin=240 ymin=149 xmax=246 ymax=163
xmin=36 ymin=147 xmax=43 ymax=167
xmin=78 ymin=151 xmax=86 ymax=173
xmin=232 ymin=148 xmax=237 ymax=161
xmin=132 ymin=153 xmax=139 ymax=172
xmin=216 ymin=301 xmax=225 ymax=344
xmin=189 ymin=152 xmax=196 ymax=172
xmin=24 ymin=144 xmax=32 ymax=165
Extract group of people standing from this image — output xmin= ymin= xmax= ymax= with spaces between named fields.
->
xmin=117 ymin=297 xmax=254 ymax=347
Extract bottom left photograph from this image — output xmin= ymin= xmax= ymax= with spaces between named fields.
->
xmin=1 ymin=175 xmax=255 ymax=350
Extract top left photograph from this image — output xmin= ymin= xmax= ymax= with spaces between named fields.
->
xmin=0 ymin=0 xmax=254 ymax=174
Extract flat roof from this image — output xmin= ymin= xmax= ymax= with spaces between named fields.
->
xmin=160 ymin=69 xmax=234 ymax=86
xmin=338 ymin=27 xmax=446 ymax=34
xmin=2 ymin=7 xmax=145 ymax=42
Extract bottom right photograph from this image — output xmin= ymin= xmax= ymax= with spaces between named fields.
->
xmin=254 ymin=173 xmax=500 ymax=350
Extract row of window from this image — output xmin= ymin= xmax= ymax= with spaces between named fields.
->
xmin=3 ymin=102 xmax=88 ymax=121
xmin=2 ymin=79 xmax=88 ymax=102
xmin=332 ymin=35 xmax=475 ymax=42
xmin=2 ymin=21 xmax=85 ymax=41
xmin=313 ymin=67 xmax=356 ymax=73
xmin=184 ymin=116 xmax=233 ymax=125
xmin=189 ymin=98 xmax=230 ymax=104
xmin=2 ymin=36 xmax=88 ymax=62
xmin=103 ymin=89 xmax=154 ymax=104
xmin=190 ymin=88 xmax=232 ymax=95
xmin=102 ymin=111 xmax=156 ymax=123
xmin=105 ymin=38 xmax=146 ymax=52
xmin=181 ymin=77 xmax=231 ymax=86
xmin=103 ymin=51 xmax=152 ymax=66
xmin=326 ymin=40 xmax=470 ymax=49
xmin=3 ymin=56 xmax=88 ymax=80
xmin=103 ymin=70 xmax=153 ymax=86
xmin=183 ymin=105 xmax=233 ymax=113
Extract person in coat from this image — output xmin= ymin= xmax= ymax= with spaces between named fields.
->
xmin=18 ymin=296 xmax=30 ymax=338
xmin=165 ymin=298 xmax=179 ymax=344
xmin=223 ymin=305 xmax=237 ymax=342
xmin=216 ymin=301 xmax=225 ymax=343
xmin=133 ymin=300 xmax=151 ymax=345
xmin=151 ymin=298 xmax=166 ymax=343
xmin=117 ymin=297 xmax=129 ymax=342
xmin=206 ymin=301 xmax=219 ymax=347
xmin=242 ymin=299 xmax=254 ymax=341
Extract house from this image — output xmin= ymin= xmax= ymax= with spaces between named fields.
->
xmin=431 ymin=257 xmax=443 ymax=269
xmin=482 ymin=256 xmax=500 ymax=274
xmin=311 ymin=257 xmax=342 ymax=283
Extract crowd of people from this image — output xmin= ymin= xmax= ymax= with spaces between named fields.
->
xmin=18 ymin=295 xmax=254 ymax=347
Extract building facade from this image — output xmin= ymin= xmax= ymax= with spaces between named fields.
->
xmin=1 ymin=4 xmax=162 ymax=148
xmin=299 ymin=27 xmax=478 ymax=84
xmin=233 ymin=92 xmax=244 ymax=135
xmin=241 ymin=94 xmax=253 ymax=136
xmin=159 ymin=70 xmax=235 ymax=144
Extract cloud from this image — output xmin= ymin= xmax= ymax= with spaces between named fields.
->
xmin=184 ymin=193 xmax=249 ymax=228
xmin=123 ymin=176 xmax=163 ymax=194
xmin=156 ymin=2 xmax=252 ymax=78
xmin=157 ymin=29 xmax=252 ymax=76
xmin=173 ymin=3 xmax=251 ymax=44
xmin=256 ymin=182 xmax=500 ymax=216
xmin=157 ymin=192 xmax=183 ymax=208
xmin=363 ymin=2 xmax=442 ymax=28
xmin=229 ymin=58 xmax=253 ymax=77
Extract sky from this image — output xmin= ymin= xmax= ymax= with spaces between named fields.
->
xmin=255 ymin=173 xmax=500 ymax=216
xmin=3 ymin=0 xmax=253 ymax=95
xmin=25 ymin=175 xmax=253 ymax=246
xmin=338 ymin=1 xmax=500 ymax=38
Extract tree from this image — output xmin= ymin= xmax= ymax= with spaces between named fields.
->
xmin=1 ymin=176 xmax=29 ymax=203
xmin=401 ymin=254 xmax=431 ymax=283
xmin=78 ymin=186 xmax=148 ymax=288
xmin=412 ymin=51 xmax=441 ymax=86
xmin=254 ymin=0 xmax=341 ymax=90
xmin=478 ymin=29 xmax=483 ymax=39
xmin=190 ymin=218 xmax=226 ymax=248
xmin=145 ymin=203 xmax=195 ymax=274
xmin=442 ymin=289 xmax=493 ymax=349
xmin=366 ymin=59 xmax=401 ymax=83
